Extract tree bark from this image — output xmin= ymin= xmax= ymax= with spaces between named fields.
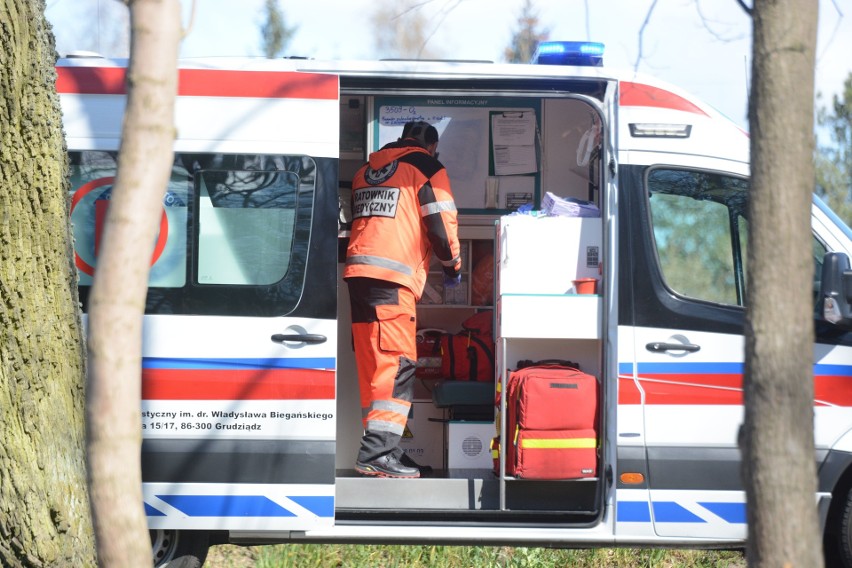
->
xmin=85 ymin=0 xmax=181 ymax=565
xmin=743 ymin=0 xmax=821 ymax=566
xmin=0 ymin=0 xmax=96 ymax=566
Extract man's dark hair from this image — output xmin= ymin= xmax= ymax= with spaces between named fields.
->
xmin=400 ymin=121 xmax=439 ymax=146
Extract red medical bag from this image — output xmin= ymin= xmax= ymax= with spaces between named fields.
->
xmin=496 ymin=364 xmax=599 ymax=479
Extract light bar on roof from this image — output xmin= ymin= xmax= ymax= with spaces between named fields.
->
xmin=628 ymin=123 xmax=692 ymax=138
xmin=532 ymin=41 xmax=605 ymax=67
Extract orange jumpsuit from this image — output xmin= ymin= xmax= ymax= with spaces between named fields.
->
xmin=344 ymin=139 xmax=461 ymax=464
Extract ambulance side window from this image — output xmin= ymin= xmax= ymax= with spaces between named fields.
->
xmin=196 ymin=169 xmax=298 ymax=285
xmin=68 ymin=151 xmax=319 ymax=317
xmin=647 ymin=168 xmax=749 ymax=307
xmin=647 ymin=167 xmax=829 ymax=310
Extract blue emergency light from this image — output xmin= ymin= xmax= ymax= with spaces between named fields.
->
xmin=532 ymin=41 xmax=605 ymax=67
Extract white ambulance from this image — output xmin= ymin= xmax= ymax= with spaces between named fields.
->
xmin=56 ymin=41 xmax=852 ymax=567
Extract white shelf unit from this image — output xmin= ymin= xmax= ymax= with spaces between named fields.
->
xmin=494 ymin=215 xmax=603 ymax=510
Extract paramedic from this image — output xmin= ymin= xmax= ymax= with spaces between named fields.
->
xmin=344 ymin=121 xmax=462 ymax=478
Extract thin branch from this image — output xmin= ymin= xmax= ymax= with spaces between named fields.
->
xmin=734 ymin=0 xmax=753 ymax=17
xmin=817 ymin=0 xmax=844 ymax=69
xmin=695 ymin=0 xmax=749 ymax=42
xmin=417 ymin=0 xmax=464 ymax=59
xmin=394 ymin=0 xmax=435 ymax=21
xmin=634 ymin=0 xmax=658 ymax=72
xmin=182 ymin=0 xmax=197 ymax=40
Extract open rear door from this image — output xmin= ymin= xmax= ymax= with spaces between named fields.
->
xmin=60 ymin=63 xmax=340 ymax=531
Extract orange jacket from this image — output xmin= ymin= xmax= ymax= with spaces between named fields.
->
xmin=344 ymin=140 xmax=461 ymax=299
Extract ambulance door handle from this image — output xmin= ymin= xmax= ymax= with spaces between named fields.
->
xmin=271 ymin=333 xmax=327 ymax=345
xmin=646 ymin=342 xmax=700 ymax=353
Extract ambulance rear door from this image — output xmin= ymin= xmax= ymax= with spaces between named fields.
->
xmin=59 ymin=62 xmax=341 ymax=531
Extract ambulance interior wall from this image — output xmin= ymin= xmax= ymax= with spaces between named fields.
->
xmin=334 ymin=94 xmax=603 ymax=472
xmin=337 ymin=96 xmax=600 ymax=216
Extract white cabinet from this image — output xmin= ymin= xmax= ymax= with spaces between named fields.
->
xmin=494 ymin=214 xmax=603 ymax=500
xmin=495 ymin=214 xmax=602 ymax=342
xmin=496 ymin=215 xmax=601 ymax=296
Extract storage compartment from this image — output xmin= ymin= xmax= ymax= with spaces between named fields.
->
xmin=419 ymin=239 xmax=494 ymax=306
xmin=335 ymin=86 xmax=604 ymax=522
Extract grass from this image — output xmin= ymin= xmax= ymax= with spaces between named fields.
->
xmin=205 ymin=544 xmax=747 ymax=567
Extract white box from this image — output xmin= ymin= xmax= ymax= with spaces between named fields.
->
xmin=399 ymin=403 xmax=446 ymax=469
xmin=447 ymin=421 xmax=496 ymax=469
xmin=496 ymin=215 xmax=601 ymax=295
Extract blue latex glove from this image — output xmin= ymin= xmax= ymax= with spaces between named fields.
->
xmin=443 ymin=273 xmax=462 ymax=289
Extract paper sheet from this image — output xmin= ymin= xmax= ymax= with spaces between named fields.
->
xmin=491 ymin=112 xmax=537 ymax=175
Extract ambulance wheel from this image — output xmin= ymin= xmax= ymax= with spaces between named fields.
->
xmin=826 ymin=485 xmax=852 ymax=568
xmin=151 ymin=529 xmax=209 ymax=568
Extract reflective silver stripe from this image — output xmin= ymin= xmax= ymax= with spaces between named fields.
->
xmin=372 ymin=399 xmax=410 ymax=416
xmin=366 ymin=419 xmax=405 ymax=436
xmin=347 ymin=255 xmax=413 ymax=276
xmin=440 ymin=255 xmax=461 ymax=268
xmin=420 ymin=200 xmax=457 ymax=216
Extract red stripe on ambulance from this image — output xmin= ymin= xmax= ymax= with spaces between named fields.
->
xmin=620 ymin=81 xmax=710 ymax=116
xmin=56 ymin=67 xmax=338 ymax=100
xmin=619 ymin=373 xmax=852 ymax=406
xmin=143 ymin=368 xmax=335 ymax=400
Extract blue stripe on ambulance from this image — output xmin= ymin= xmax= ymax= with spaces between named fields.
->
xmin=145 ymin=495 xmax=334 ymax=518
xmin=619 ymin=361 xmax=851 ymax=375
xmin=617 ymin=501 xmax=746 ymax=524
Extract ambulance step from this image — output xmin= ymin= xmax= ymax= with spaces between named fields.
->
xmin=335 ymin=471 xmax=600 ymax=513
xmin=336 ymin=471 xmax=499 ymax=510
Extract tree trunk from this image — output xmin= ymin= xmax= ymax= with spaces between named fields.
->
xmin=0 ymin=0 xmax=96 ymax=566
xmin=743 ymin=0 xmax=821 ymax=566
xmin=85 ymin=0 xmax=181 ymax=565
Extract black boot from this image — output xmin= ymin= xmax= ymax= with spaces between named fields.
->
xmin=355 ymin=453 xmax=420 ymax=478
xmin=397 ymin=450 xmax=433 ymax=474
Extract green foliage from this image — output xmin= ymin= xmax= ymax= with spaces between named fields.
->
xmin=503 ymin=0 xmax=549 ymax=63
xmin=816 ymin=73 xmax=852 ymax=227
xmin=208 ymin=543 xmax=746 ymax=567
xmin=259 ymin=0 xmax=297 ymax=59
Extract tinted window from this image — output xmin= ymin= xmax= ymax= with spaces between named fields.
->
xmin=197 ymin=169 xmax=299 ymax=285
xmin=68 ymin=151 xmax=317 ymax=316
xmin=646 ymin=168 xmax=831 ymax=309
xmin=647 ymin=169 xmax=749 ymax=306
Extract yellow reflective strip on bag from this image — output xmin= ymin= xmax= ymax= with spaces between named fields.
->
xmin=520 ymin=437 xmax=596 ymax=449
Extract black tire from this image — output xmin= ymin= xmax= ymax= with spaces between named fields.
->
xmin=826 ymin=487 xmax=852 ymax=568
xmin=150 ymin=530 xmax=210 ymax=568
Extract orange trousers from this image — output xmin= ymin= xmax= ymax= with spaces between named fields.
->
xmin=347 ymin=277 xmax=417 ymax=463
